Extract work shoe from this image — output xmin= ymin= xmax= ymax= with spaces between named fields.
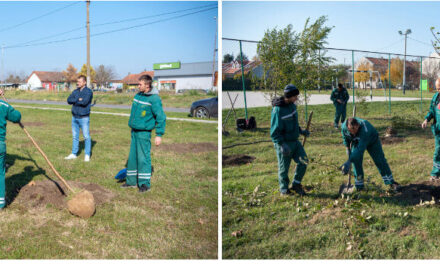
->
xmin=388 ymin=180 xmax=401 ymax=191
xmin=120 ymin=183 xmax=136 ymax=188
xmin=280 ymin=189 xmax=293 ymax=196
xmin=334 ymin=124 xmax=339 ymax=129
xmin=290 ymin=183 xmax=307 ymax=196
xmin=64 ymin=154 xmax=77 ymax=160
xmin=84 ymin=155 xmax=90 ymax=162
xmin=138 ymin=184 xmax=150 ymax=193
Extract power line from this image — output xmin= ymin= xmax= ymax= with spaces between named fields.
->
xmin=5 ymin=3 xmax=217 ymax=48
xmin=375 ymin=38 xmax=404 ymax=52
xmin=4 ymin=6 xmax=217 ymax=49
xmin=0 ymin=1 xmax=80 ymax=33
xmin=408 ymin=36 xmax=433 ymax=47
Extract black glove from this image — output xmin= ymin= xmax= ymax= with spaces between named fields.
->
xmin=300 ymin=129 xmax=310 ymax=137
xmin=280 ymin=143 xmax=291 ymax=157
xmin=341 ymin=160 xmax=351 ymax=175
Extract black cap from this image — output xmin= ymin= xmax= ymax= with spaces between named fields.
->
xmin=284 ymin=84 xmax=299 ymax=98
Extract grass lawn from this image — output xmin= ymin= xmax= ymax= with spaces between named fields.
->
xmin=222 ymin=98 xmax=440 ymax=259
xmin=3 ymin=90 xmax=217 ymax=109
xmin=0 ymin=105 xmax=218 ymax=259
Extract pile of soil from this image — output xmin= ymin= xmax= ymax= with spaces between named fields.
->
xmin=21 ymin=122 xmax=45 ymax=127
xmin=381 ymin=136 xmax=405 ymax=145
xmin=223 ymin=155 xmax=255 ymax=167
xmin=381 ymin=126 xmax=405 ymax=144
xmin=393 ymin=180 xmax=440 ymax=205
xmin=156 ymin=142 xmax=217 ymax=153
xmin=12 ymin=180 xmax=115 ymax=210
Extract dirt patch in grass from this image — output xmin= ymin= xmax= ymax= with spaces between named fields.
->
xmin=156 ymin=142 xmax=217 ymax=153
xmin=393 ymin=180 xmax=440 ymax=205
xmin=381 ymin=136 xmax=405 ymax=145
xmin=12 ymin=180 xmax=115 ymax=210
xmin=21 ymin=122 xmax=45 ymax=127
xmin=308 ymin=207 xmax=343 ymax=225
xmin=222 ymin=155 xmax=255 ymax=167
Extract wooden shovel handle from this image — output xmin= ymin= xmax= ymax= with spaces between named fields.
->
xmin=2 ymin=94 xmax=74 ymax=193
xmin=302 ymin=111 xmax=313 ymax=147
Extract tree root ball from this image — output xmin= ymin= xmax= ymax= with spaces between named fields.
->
xmin=67 ymin=190 xmax=96 ymax=218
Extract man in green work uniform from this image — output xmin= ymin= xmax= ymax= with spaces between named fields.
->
xmin=0 ymin=90 xmax=21 ymax=209
xmin=330 ymin=83 xmax=349 ymax=129
xmin=422 ymin=77 xmax=440 ymax=181
xmin=121 ymin=74 xmax=166 ymax=193
xmin=340 ymin=117 xmax=399 ymax=191
xmin=270 ymin=84 xmax=310 ymax=196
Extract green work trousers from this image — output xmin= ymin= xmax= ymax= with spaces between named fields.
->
xmin=274 ymin=140 xmax=308 ymax=192
xmin=351 ymin=138 xmax=393 ymax=189
xmin=334 ymin=103 xmax=347 ymax=126
xmin=431 ymin=135 xmax=440 ymax=176
xmin=0 ymin=142 xmax=5 ymax=208
xmin=127 ymin=130 xmax=152 ymax=187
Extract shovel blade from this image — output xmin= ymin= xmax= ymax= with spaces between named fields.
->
xmin=338 ymin=183 xmax=354 ymax=195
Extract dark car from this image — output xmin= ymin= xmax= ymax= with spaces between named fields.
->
xmin=190 ymin=97 xmax=218 ymax=118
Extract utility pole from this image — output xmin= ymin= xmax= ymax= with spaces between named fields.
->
xmin=399 ymin=29 xmax=411 ymax=95
xmin=211 ymin=16 xmax=217 ymax=91
xmin=1 ymin=45 xmax=3 ymax=88
xmin=86 ymin=0 xmax=91 ymax=88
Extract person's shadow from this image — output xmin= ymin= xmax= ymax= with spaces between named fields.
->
xmin=5 ymin=152 xmax=65 ymax=206
xmin=76 ymin=139 xmax=97 ymax=157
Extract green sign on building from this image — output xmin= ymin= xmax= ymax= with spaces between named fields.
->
xmin=153 ymin=62 xmax=181 ymax=70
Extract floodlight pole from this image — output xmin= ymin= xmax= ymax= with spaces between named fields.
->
xmin=388 ymin=53 xmax=391 ymax=115
xmin=399 ymin=29 xmax=411 ymax=95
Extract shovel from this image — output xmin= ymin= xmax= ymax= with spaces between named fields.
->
xmin=338 ymin=105 xmax=356 ymax=195
xmin=2 ymin=93 xmax=96 ymax=218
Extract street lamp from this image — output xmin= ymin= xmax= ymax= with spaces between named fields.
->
xmin=398 ymin=29 xmax=411 ymax=94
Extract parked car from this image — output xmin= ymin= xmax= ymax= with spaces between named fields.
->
xmin=190 ymin=97 xmax=218 ymax=118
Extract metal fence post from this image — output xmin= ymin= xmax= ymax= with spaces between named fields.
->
xmin=420 ymin=56 xmax=423 ymax=113
xmin=239 ymin=40 xmax=248 ymax=120
xmin=352 ymin=50 xmax=355 ymax=107
xmin=388 ymin=53 xmax=391 ymax=115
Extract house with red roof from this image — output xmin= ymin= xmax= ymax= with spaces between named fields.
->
xmin=26 ymin=71 xmax=68 ymax=91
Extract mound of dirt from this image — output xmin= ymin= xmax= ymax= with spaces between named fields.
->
xmin=21 ymin=122 xmax=45 ymax=127
xmin=12 ymin=180 xmax=115 ymax=211
xmin=381 ymin=136 xmax=405 ymax=145
xmin=393 ymin=180 xmax=440 ymax=205
xmin=155 ymin=142 xmax=217 ymax=153
xmin=223 ymin=155 xmax=255 ymax=167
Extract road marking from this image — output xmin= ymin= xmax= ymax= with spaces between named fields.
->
xmin=12 ymin=105 xmax=218 ymax=124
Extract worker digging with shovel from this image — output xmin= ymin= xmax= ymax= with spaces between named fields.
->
xmin=0 ymin=90 xmax=21 ymax=210
xmin=421 ymin=77 xmax=440 ymax=181
xmin=340 ymin=117 xmax=400 ymax=193
xmin=270 ymin=84 xmax=310 ymax=196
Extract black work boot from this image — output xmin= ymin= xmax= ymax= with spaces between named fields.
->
xmin=280 ymin=189 xmax=293 ymax=196
xmin=291 ymin=183 xmax=307 ymax=196
xmin=120 ymin=183 xmax=136 ymax=188
xmin=138 ymin=184 xmax=150 ymax=193
xmin=388 ymin=180 xmax=401 ymax=192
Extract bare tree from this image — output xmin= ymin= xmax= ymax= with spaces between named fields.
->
xmin=95 ymin=64 xmax=115 ymax=88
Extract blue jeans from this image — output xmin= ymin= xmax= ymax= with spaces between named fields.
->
xmin=71 ymin=116 xmax=91 ymax=156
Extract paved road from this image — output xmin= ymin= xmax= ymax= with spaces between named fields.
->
xmin=6 ymin=99 xmax=189 ymax=113
xmin=222 ymin=91 xmax=425 ymax=109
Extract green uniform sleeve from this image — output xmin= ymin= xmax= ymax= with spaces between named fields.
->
xmin=330 ymin=90 xmax=336 ymax=102
xmin=6 ymin=105 xmax=21 ymax=123
xmin=341 ymin=125 xmax=350 ymax=147
xmin=425 ymin=94 xmax=437 ymax=122
xmin=349 ymin=137 xmax=367 ymax=162
xmin=152 ymin=97 xmax=166 ymax=137
xmin=270 ymin=107 xmax=284 ymax=144
xmin=344 ymin=90 xmax=350 ymax=104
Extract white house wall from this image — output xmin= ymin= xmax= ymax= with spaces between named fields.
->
xmin=27 ymin=73 xmax=42 ymax=90
xmin=157 ymin=75 xmax=213 ymax=93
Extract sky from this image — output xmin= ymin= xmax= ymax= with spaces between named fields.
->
xmin=0 ymin=1 xmax=218 ymax=79
xmin=223 ymin=1 xmax=440 ymax=64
